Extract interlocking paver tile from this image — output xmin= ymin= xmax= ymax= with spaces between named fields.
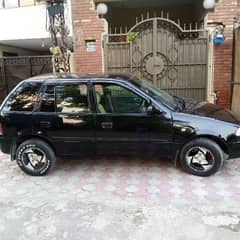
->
xmin=0 ymin=153 xmax=240 ymax=204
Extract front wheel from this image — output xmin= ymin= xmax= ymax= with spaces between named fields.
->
xmin=179 ymin=138 xmax=224 ymax=177
xmin=16 ymin=139 xmax=56 ymax=176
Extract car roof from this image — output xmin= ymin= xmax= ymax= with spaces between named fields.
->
xmin=24 ymin=73 xmax=137 ymax=83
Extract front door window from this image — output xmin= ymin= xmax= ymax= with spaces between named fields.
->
xmin=94 ymin=83 xmax=149 ymax=114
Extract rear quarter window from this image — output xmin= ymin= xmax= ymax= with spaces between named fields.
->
xmin=2 ymin=82 xmax=42 ymax=112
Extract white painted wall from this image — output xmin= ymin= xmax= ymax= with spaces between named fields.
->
xmin=0 ymin=1 xmax=72 ymax=41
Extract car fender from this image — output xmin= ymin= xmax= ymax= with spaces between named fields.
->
xmin=189 ymin=130 xmax=229 ymax=157
xmin=172 ymin=129 xmax=230 ymax=166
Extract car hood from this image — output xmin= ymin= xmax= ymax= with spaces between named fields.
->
xmin=184 ymin=101 xmax=240 ymax=124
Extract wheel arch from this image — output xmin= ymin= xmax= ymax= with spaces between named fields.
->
xmin=196 ymin=135 xmax=229 ymax=156
xmin=12 ymin=135 xmax=56 ymax=160
xmin=175 ymin=134 xmax=229 ymax=164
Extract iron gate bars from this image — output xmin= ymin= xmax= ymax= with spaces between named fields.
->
xmin=103 ymin=15 xmax=209 ymax=101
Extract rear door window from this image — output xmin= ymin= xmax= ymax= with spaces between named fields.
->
xmin=55 ymin=84 xmax=91 ymax=114
xmin=2 ymin=82 xmax=42 ymax=112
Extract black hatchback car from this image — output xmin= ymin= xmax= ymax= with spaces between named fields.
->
xmin=0 ymin=73 xmax=240 ymax=177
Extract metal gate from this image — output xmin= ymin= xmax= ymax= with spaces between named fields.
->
xmin=0 ymin=55 xmax=52 ymax=102
xmin=103 ymin=17 xmax=209 ymax=101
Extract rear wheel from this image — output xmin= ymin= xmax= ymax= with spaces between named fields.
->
xmin=16 ymin=139 xmax=56 ymax=176
xmin=179 ymin=138 xmax=224 ymax=177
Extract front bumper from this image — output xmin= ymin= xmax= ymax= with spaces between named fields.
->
xmin=228 ymin=141 xmax=240 ymax=159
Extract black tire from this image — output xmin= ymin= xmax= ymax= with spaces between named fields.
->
xmin=16 ymin=139 xmax=56 ymax=176
xmin=179 ymin=138 xmax=224 ymax=177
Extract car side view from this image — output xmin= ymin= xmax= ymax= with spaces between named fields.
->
xmin=0 ymin=73 xmax=240 ymax=177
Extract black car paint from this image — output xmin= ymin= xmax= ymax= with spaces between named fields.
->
xmin=172 ymin=112 xmax=239 ymax=157
xmin=91 ymin=80 xmax=173 ymax=157
xmin=0 ymin=74 xmax=240 ymax=161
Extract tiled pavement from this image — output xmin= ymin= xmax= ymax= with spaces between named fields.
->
xmin=0 ymin=152 xmax=240 ymax=204
xmin=1 ymin=153 xmax=240 ymax=239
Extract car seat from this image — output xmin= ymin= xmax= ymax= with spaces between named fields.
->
xmin=96 ymin=92 xmax=106 ymax=113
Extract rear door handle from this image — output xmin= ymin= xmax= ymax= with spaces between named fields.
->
xmin=101 ymin=122 xmax=113 ymax=129
xmin=40 ymin=121 xmax=51 ymax=129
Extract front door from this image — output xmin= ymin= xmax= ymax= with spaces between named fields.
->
xmin=33 ymin=82 xmax=95 ymax=156
xmin=92 ymin=82 xmax=173 ymax=157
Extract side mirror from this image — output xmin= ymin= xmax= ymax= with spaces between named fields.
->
xmin=147 ymin=104 xmax=163 ymax=115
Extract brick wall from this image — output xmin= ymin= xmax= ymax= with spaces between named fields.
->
xmin=71 ymin=0 xmax=105 ymax=74
xmin=208 ymin=0 xmax=240 ymax=108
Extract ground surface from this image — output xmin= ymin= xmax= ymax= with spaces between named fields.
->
xmin=0 ymin=153 xmax=240 ymax=240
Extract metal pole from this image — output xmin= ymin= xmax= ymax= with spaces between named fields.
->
xmin=45 ymin=0 xmax=71 ymax=73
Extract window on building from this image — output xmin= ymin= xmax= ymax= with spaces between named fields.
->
xmin=2 ymin=82 xmax=41 ymax=112
xmin=56 ymin=84 xmax=91 ymax=114
xmin=0 ymin=0 xmax=4 ymax=8
xmin=4 ymin=0 xmax=19 ymax=8
xmin=19 ymin=0 xmax=36 ymax=7
xmin=2 ymin=52 xmax=18 ymax=57
xmin=1 ymin=0 xmax=38 ymax=8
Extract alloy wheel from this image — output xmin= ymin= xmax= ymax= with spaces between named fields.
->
xmin=21 ymin=147 xmax=47 ymax=172
xmin=186 ymin=146 xmax=215 ymax=173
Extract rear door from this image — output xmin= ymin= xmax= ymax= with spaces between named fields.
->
xmin=33 ymin=81 xmax=95 ymax=156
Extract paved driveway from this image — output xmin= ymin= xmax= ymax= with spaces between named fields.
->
xmin=0 ymin=153 xmax=240 ymax=239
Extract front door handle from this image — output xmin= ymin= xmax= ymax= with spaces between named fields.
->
xmin=40 ymin=121 xmax=51 ymax=129
xmin=101 ymin=122 xmax=113 ymax=129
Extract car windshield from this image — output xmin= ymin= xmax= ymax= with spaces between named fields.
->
xmin=129 ymin=78 xmax=178 ymax=111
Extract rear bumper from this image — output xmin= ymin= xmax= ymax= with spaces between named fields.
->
xmin=0 ymin=136 xmax=12 ymax=154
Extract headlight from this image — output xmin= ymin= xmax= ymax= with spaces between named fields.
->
xmin=236 ymin=128 xmax=240 ymax=136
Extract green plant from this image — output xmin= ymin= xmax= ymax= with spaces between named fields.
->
xmin=127 ymin=32 xmax=138 ymax=42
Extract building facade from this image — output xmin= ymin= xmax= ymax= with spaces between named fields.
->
xmin=0 ymin=0 xmax=73 ymax=55
xmin=0 ymin=0 xmax=239 ymax=109
xmin=71 ymin=0 xmax=240 ymax=109
xmin=0 ymin=0 xmax=72 ymax=99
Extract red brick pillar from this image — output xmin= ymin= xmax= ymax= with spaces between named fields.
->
xmin=71 ymin=0 xmax=105 ymax=74
xmin=208 ymin=0 xmax=239 ymax=108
